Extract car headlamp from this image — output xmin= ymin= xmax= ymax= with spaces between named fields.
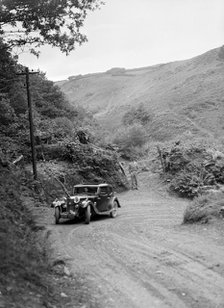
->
xmin=81 ymin=199 xmax=88 ymax=207
xmin=74 ymin=196 xmax=80 ymax=203
xmin=61 ymin=202 xmax=67 ymax=208
xmin=68 ymin=199 xmax=73 ymax=206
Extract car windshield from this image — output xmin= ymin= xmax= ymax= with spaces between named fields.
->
xmin=73 ymin=186 xmax=98 ymax=195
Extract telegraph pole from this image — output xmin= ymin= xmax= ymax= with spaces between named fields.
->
xmin=17 ymin=67 xmax=38 ymax=179
xmin=25 ymin=67 xmax=37 ymax=180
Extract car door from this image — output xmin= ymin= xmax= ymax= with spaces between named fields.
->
xmin=96 ymin=186 xmax=110 ymax=212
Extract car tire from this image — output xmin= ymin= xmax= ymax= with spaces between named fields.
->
xmin=110 ymin=201 xmax=118 ymax=218
xmin=55 ymin=207 xmax=60 ymax=224
xmin=85 ymin=205 xmax=91 ymax=224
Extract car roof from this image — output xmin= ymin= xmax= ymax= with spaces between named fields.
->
xmin=73 ymin=183 xmax=111 ymax=188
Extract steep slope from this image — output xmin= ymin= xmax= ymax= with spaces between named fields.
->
xmin=56 ymin=46 xmax=224 ymax=141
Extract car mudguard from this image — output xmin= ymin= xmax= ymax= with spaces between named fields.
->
xmin=112 ymin=196 xmax=121 ymax=208
xmin=81 ymin=199 xmax=92 ymax=209
xmin=51 ymin=198 xmax=66 ymax=208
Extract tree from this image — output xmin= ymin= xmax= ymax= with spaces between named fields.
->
xmin=0 ymin=96 xmax=16 ymax=125
xmin=0 ymin=39 xmax=17 ymax=93
xmin=0 ymin=0 xmax=103 ymax=54
xmin=113 ymin=123 xmax=147 ymax=149
xmin=122 ymin=104 xmax=153 ymax=127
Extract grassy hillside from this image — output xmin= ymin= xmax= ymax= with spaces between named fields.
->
xmin=56 ymin=46 xmax=224 ymax=141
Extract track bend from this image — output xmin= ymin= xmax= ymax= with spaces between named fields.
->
xmin=43 ymin=173 xmax=224 ymax=308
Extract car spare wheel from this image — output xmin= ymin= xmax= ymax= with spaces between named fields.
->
xmin=85 ymin=205 xmax=91 ymax=224
xmin=110 ymin=201 xmax=118 ymax=218
xmin=55 ymin=207 xmax=60 ymax=224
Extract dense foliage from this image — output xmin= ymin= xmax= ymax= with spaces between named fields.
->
xmin=122 ymin=104 xmax=152 ymax=126
xmin=159 ymin=142 xmax=224 ymax=198
xmin=35 ymin=142 xmax=127 ymax=203
xmin=111 ymin=104 xmax=152 ymax=159
xmin=0 ymin=40 xmax=127 ymax=193
xmin=0 ymin=40 xmax=94 ymax=159
xmin=183 ymin=192 xmax=224 ymax=224
xmin=0 ymin=0 xmax=103 ymax=54
xmin=113 ymin=123 xmax=147 ymax=149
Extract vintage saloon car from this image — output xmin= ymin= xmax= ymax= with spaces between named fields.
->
xmin=52 ymin=183 xmax=121 ymax=224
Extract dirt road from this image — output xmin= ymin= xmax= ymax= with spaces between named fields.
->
xmin=37 ymin=173 xmax=224 ymax=308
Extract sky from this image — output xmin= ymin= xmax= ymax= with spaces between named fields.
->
xmin=18 ymin=0 xmax=224 ymax=81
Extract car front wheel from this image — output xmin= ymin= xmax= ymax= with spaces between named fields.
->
xmin=55 ymin=207 xmax=60 ymax=224
xmin=110 ymin=201 xmax=118 ymax=218
xmin=84 ymin=205 xmax=91 ymax=224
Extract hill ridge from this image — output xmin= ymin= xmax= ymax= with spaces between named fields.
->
xmin=57 ymin=46 xmax=224 ymax=141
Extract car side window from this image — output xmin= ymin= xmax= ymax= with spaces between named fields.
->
xmin=108 ymin=186 xmax=113 ymax=195
xmin=100 ymin=187 xmax=108 ymax=196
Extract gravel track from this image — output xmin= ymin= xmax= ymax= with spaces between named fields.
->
xmin=37 ymin=173 xmax=224 ymax=308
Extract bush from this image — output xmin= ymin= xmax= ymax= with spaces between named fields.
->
xmin=113 ymin=123 xmax=147 ymax=149
xmin=183 ymin=192 xmax=224 ymax=223
xmin=159 ymin=142 xmax=224 ymax=198
xmin=122 ymin=104 xmax=152 ymax=126
xmin=169 ymin=162 xmax=216 ymax=198
xmin=112 ymin=123 xmax=148 ymax=159
xmin=0 ymin=97 xmax=16 ymax=125
xmin=36 ymin=142 xmax=128 ymax=194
